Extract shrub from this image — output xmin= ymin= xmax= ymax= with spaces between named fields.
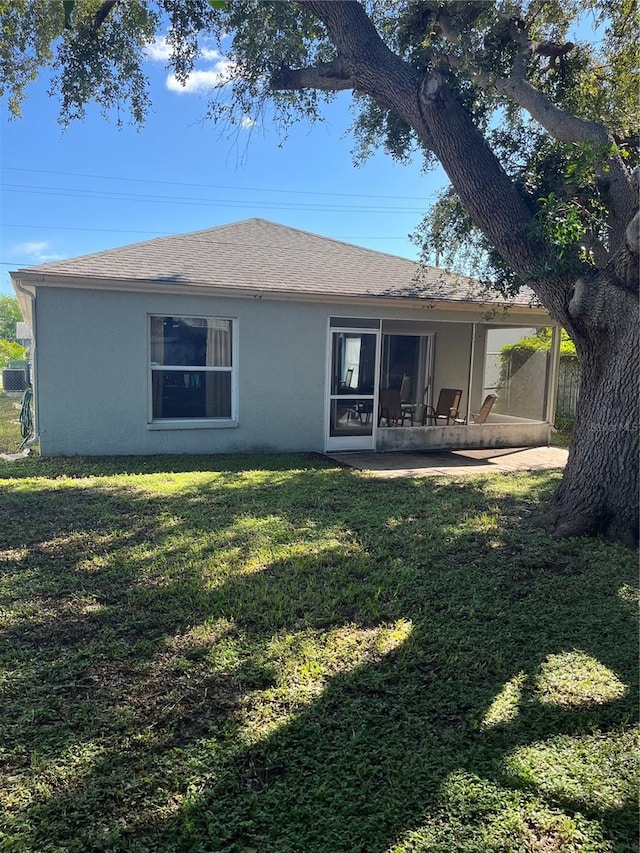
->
xmin=0 ymin=338 xmax=27 ymax=371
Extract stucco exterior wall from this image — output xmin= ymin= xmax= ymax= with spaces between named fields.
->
xmin=35 ymin=287 xmax=331 ymax=456
xmin=33 ymin=285 xmax=550 ymax=456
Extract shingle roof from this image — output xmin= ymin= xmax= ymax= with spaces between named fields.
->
xmin=15 ymin=217 xmax=530 ymax=305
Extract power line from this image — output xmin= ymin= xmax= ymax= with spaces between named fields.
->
xmin=0 ymin=223 xmax=413 ymax=239
xmin=1 ymin=183 xmax=428 ymax=215
xmin=1 ymin=261 xmax=44 ymax=267
xmin=1 ymin=166 xmax=439 ymax=203
xmin=1 ymin=224 xmax=173 ymax=236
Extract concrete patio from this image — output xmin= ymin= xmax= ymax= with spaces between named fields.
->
xmin=325 ymin=445 xmax=568 ymax=478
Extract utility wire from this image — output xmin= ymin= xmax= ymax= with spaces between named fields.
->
xmin=0 ymin=224 xmax=412 ymax=239
xmin=1 ymin=183 xmax=428 ymax=214
xmin=1 ymin=165 xmax=439 ymax=202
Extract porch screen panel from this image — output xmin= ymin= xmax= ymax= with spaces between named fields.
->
xmin=482 ymin=327 xmax=551 ymax=420
xmin=150 ymin=316 xmax=234 ymax=420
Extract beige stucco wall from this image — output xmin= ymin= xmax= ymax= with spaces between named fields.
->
xmin=32 ymin=284 xmax=550 ymax=456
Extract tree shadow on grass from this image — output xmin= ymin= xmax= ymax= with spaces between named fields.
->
xmin=0 ymin=451 xmax=331 ymax=480
xmin=153 ymin=548 xmax=637 ymax=853
xmin=0 ymin=462 xmax=637 ymax=852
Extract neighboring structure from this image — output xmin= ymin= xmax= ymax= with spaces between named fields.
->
xmin=15 ymin=321 xmax=32 ymax=348
xmin=10 ymin=218 xmax=560 ymax=457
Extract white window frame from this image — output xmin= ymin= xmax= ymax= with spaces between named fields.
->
xmin=147 ymin=314 xmax=238 ymax=429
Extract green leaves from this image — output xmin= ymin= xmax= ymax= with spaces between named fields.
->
xmin=536 ymin=192 xmax=585 ymax=251
xmin=0 ymin=338 xmax=27 ymax=371
xmin=0 ymin=296 xmax=23 ymax=341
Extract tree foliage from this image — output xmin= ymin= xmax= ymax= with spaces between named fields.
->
xmin=502 ymin=328 xmax=577 ymax=363
xmin=0 ymin=295 xmax=23 ymax=341
xmin=499 ymin=329 xmax=576 ymax=395
xmin=0 ymin=339 xmax=27 ymax=371
xmin=392 ymin=1 xmax=639 ymax=289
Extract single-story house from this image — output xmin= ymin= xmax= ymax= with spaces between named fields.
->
xmin=10 ymin=218 xmax=560 ymax=457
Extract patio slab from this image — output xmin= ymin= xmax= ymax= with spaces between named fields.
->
xmin=325 ymin=446 xmax=568 ymax=478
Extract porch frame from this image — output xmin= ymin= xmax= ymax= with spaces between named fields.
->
xmin=374 ymin=321 xmax=561 ymax=452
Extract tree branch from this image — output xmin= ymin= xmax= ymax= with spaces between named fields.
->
xmin=467 ymin=69 xmax=637 ymax=253
xmin=432 ymin=8 xmax=459 ymax=44
xmin=434 ymin=8 xmax=637 ymax=258
xmin=289 ymin=2 xmax=567 ymax=316
xmin=280 ymin=2 xmax=633 ymax=315
xmin=495 ymin=76 xmax=609 ymax=145
xmin=286 ymin=1 xmax=426 ymax=132
xmin=586 ymin=235 xmax=611 ymax=270
xmin=91 ymin=1 xmax=119 ymax=35
xmin=486 ymin=15 xmax=637 ymax=252
xmin=271 ymin=59 xmax=353 ymax=93
xmin=502 ymin=77 xmax=636 ymax=250
xmin=439 ymin=12 xmax=605 ymax=147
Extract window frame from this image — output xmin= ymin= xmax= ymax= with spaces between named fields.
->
xmin=147 ymin=313 xmax=238 ymax=429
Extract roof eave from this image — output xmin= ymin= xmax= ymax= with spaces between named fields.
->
xmin=10 ymin=269 xmax=551 ymax=318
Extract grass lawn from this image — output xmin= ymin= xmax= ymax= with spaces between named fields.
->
xmin=0 ymin=391 xmax=25 ymax=455
xmin=0 ymin=393 xmax=637 ymax=852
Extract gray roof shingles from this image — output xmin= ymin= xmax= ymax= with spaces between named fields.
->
xmin=16 ymin=217 xmax=530 ymax=305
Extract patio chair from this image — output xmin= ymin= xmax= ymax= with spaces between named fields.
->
xmin=351 ymin=399 xmax=374 ymax=425
xmin=379 ymin=388 xmax=414 ymax=427
xmin=400 ymin=374 xmax=417 ymax=421
xmin=454 ymin=393 xmax=497 ymax=425
xmin=422 ymin=388 xmax=462 ymax=426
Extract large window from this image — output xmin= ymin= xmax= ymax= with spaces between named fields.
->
xmin=150 ymin=315 xmax=235 ymax=421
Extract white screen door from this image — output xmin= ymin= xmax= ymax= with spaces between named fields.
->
xmin=326 ymin=328 xmax=380 ymax=451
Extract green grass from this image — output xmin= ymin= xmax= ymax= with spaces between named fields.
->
xmin=0 ymin=398 xmax=637 ymax=852
xmin=0 ymin=391 xmax=25 ymax=455
xmin=551 ymin=430 xmax=573 ymax=448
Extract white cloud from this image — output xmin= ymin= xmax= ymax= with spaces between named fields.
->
xmin=200 ymin=46 xmax=223 ymax=62
xmin=144 ymin=36 xmax=172 ymax=63
xmin=145 ymin=32 xmax=234 ymax=95
xmin=14 ymin=241 xmax=63 ymax=263
xmin=166 ymin=58 xmax=235 ymax=94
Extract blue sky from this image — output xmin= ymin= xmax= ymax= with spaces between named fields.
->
xmin=0 ymin=35 xmax=447 ymax=296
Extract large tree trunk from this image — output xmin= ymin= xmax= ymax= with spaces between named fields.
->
xmin=412 ymin=81 xmax=639 ymax=546
xmin=540 ymin=280 xmax=639 ymax=545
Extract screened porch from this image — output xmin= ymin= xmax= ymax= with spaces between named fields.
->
xmin=327 ymin=318 xmax=560 ymax=452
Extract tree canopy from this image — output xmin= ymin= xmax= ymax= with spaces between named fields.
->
xmin=0 ymin=295 xmax=23 ymax=341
